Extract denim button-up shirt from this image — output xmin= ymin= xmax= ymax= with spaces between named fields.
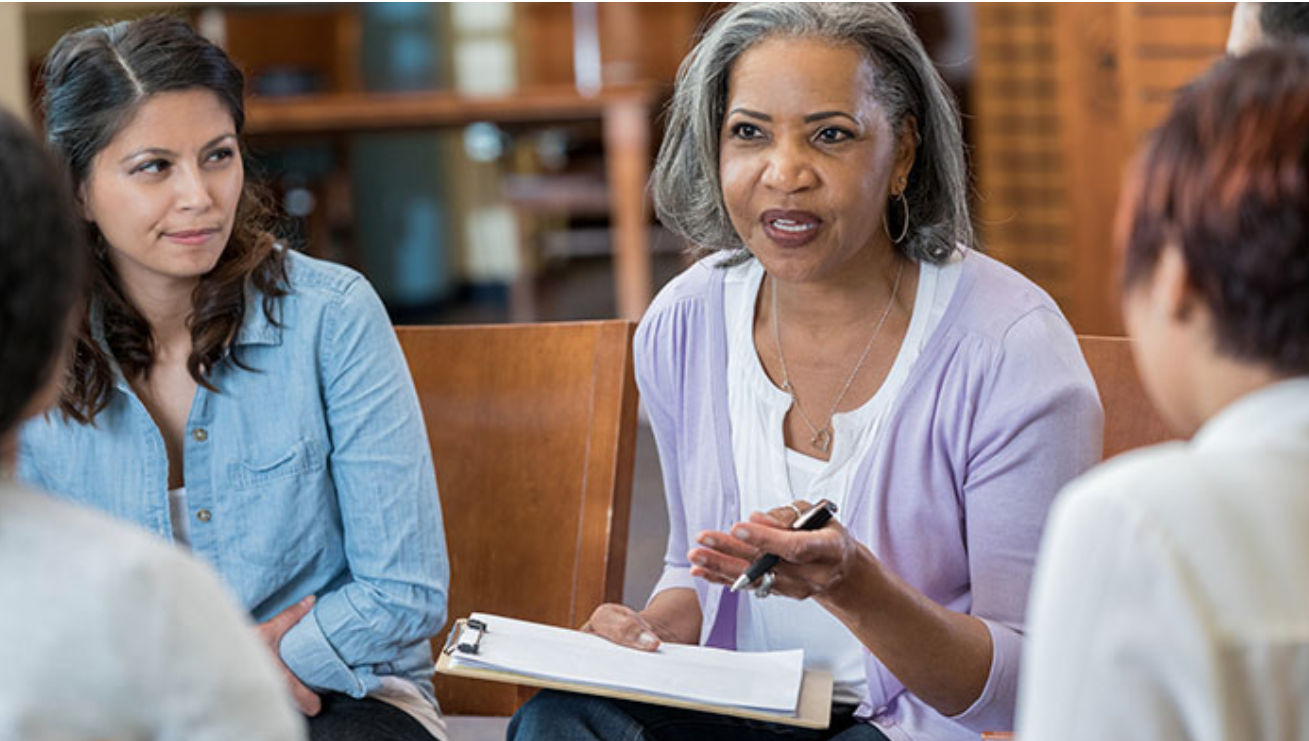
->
xmin=19 ymin=250 xmax=450 ymax=704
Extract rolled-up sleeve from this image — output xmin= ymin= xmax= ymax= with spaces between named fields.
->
xmin=279 ymin=276 xmax=449 ymax=695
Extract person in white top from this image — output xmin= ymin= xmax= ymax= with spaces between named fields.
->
xmin=0 ymin=108 xmax=304 ymax=740
xmin=1018 ymin=45 xmax=1309 ymax=740
xmin=1227 ymin=2 xmax=1309 ymax=56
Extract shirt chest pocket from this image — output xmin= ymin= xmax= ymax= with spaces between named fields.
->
xmin=224 ymin=438 xmax=336 ymax=571
xmin=229 ymin=438 xmax=329 ymax=488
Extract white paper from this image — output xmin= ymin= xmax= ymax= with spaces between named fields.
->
xmin=448 ymin=613 xmax=805 ymax=713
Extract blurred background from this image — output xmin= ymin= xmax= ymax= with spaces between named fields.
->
xmin=0 ymin=2 xmax=1237 ymax=614
xmin=0 ymin=2 xmax=1237 ymax=336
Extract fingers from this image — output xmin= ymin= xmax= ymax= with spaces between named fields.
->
xmin=688 ymin=551 xmax=749 ymax=588
xmin=758 ymin=500 xmax=812 ymax=528
xmin=254 ymin=595 xmax=316 ymax=653
xmin=693 ymin=529 xmax=758 ymax=560
xmin=283 ymin=668 xmax=321 ymax=716
xmin=689 ymin=530 xmax=754 ymax=585
xmin=693 ymin=518 xmax=855 ymax=601
xmin=580 ymin=603 xmax=662 ymax=651
xmin=268 ymin=595 xmax=316 ymax=635
xmin=250 ymin=594 xmax=322 ymax=716
xmin=735 ymin=514 xmax=850 ymax=564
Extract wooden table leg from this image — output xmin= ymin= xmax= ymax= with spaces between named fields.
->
xmin=603 ymin=98 xmax=652 ymax=321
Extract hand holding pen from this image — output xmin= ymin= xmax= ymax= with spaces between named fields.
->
xmin=730 ymin=500 xmax=838 ymax=593
xmin=688 ymin=499 xmax=854 ymax=601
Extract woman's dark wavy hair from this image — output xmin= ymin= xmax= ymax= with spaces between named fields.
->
xmin=41 ymin=15 xmax=287 ymax=423
xmin=0 ymin=110 xmax=86 ymax=437
xmin=1117 ymin=42 xmax=1309 ymax=374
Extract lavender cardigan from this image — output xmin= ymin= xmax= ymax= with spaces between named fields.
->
xmin=635 ymin=250 xmax=1102 ymax=740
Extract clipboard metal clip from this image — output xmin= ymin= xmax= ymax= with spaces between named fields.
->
xmin=443 ymin=618 xmax=489 ymax=656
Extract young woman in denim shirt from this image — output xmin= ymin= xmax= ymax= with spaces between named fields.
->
xmin=0 ymin=106 xmax=304 ymax=741
xmin=18 ymin=17 xmax=450 ymax=741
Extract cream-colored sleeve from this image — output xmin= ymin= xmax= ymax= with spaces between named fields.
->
xmin=129 ymin=545 xmax=308 ymax=741
xmin=1017 ymin=471 xmax=1218 ymax=741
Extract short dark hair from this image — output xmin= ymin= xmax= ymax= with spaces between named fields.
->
xmin=1118 ymin=43 xmax=1309 ymax=374
xmin=1261 ymin=3 xmax=1309 ymax=41
xmin=40 ymin=15 xmax=286 ymax=422
xmin=0 ymin=109 xmax=85 ymax=436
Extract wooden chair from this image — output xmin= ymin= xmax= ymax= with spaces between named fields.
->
xmin=978 ymin=339 xmax=1173 ymax=740
xmin=397 ymin=320 xmax=639 ymax=716
xmin=1077 ymin=335 xmax=1176 ymax=459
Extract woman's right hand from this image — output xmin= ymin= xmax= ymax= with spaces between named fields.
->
xmin=254 ymin=595 xmax=322 ymax=716
xmin=580 ymin=588 xmax=702 ymax=652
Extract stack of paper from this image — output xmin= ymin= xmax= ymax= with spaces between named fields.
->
xmin=446 ymin=612 xmax=806 ymax=715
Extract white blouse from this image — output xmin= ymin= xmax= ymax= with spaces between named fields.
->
xmin=723 ymin=254 xmax=960 ymax=703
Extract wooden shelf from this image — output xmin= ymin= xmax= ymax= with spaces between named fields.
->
xmin=244 ymin=84 xmax=660 ymax=136
xmin=244 ymin=83 xmax=660 ymax=321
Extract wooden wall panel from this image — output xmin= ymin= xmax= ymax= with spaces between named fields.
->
xmin=516 ymin=3 xmax=712 ymax=89
xmin=1053 ymin=2 xmax=1129 ymax=336
xmin=974 ymin=2 xmax=1232 ymax=335
xmin=1118 ymin=3 xmax=1234 ymax=141
xmin=975 ymin=3 xmax=1074 ymax=312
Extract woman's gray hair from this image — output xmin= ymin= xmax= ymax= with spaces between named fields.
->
xmin=652 ymin=2 xmax=972 ymax=264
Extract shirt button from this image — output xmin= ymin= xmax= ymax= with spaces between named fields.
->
xmin=196 ymin=509 xmax=212 ymax=523
xmin=192 ymin=428 xmax=208 ymax=442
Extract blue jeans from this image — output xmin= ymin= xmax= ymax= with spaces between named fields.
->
xmin=507 ymin=690 xmax=892 ymax=741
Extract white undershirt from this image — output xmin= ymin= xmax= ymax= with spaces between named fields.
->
xmin=723 ymin=253 xmax=961 ymax=704
xmin=168 ymin=486 xmax=191 ymax=548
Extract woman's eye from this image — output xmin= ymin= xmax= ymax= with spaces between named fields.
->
xmin=132 ymin=159 xmax=169 ymax=175
xmin=207 ymin=147 xmax=235 ymax=163
xmin=816 ymin=127 xmax=853 ymax=144
xmin=730 ymin=122 xmax=763 ymax=140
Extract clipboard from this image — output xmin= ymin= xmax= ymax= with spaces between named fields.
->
xmin=436 ymin=617 xmax=835 ymax=729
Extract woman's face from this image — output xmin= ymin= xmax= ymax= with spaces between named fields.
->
xmin=81 ymin=89 xmax=243 ymax=291
xmin=719 ymin=35 xmax=913 ymax=285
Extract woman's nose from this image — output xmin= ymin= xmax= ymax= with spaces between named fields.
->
xmin=174 ymin=165 xmax=215 ymax=212
xmin=761 ymin=141 xmax=818 ymax=193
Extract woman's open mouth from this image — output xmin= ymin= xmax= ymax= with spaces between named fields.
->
xmin=760 ymin=209 xmax=823 ymax=248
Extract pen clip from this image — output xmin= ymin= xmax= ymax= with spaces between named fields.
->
xmin=443 ymin=618 xmax=489 ymax=656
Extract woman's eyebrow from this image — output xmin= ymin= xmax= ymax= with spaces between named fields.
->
xmin=117 ymin=133 xmax=236 ymax=164
xmin=119 ymin=146 xmax=175 ymax=165
xmin=726 ymin=108 xmax=859 ymax=126
xmin=803 ymin=110 xmax=858 ymax=125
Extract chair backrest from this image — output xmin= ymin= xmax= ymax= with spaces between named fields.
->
xmin=397 ymin=320 xmax=639 ymax=716
xmin=1077 ymin=335 xmax=1176 ymax=459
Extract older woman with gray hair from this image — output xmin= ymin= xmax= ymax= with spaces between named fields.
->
xmin=509 ymin=4 xmax=1101 ymax=740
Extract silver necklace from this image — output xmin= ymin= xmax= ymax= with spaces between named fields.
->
xmin=771 ymin=258 xmax=904 ymax=454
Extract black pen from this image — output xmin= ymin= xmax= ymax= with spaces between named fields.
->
xmin=729 ymin=499 xmax=839 ymax=592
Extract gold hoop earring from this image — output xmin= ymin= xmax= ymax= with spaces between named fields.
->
xmin=882 ymin=194 xmax=910 ymax=245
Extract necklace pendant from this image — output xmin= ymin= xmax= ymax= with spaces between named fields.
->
xmin=811 ymin=428 xmax=832 ymax=454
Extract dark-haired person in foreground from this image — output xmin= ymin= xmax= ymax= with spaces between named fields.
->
xmin=1018 ymin=44 xmax=1309 ymax=740
xmin=18 ymin=17 xmax=450 ymax=741
xmin=0 ymin=108 xmax=304 ymax=739
xmin=1228 ymin=2 xmax=1309 ymax=55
